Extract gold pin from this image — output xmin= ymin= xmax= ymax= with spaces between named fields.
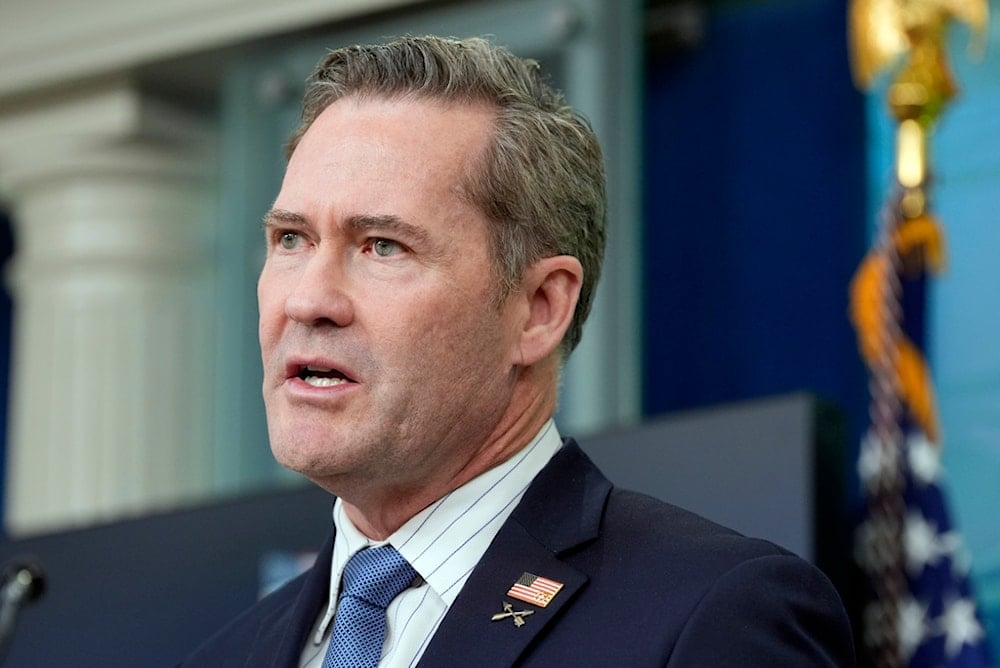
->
xmin=491 ymin=602 xmax=535 ymax=627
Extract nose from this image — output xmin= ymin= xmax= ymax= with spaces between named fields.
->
xmin=283 ymin=250 xmax=354 ymax=328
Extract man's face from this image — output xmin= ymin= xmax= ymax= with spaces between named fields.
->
xmin=258 ymin=96 xmax=523 ymax=500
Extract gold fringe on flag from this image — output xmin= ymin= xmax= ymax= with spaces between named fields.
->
xmin=849 ymin=212 xmax=945 ymax=444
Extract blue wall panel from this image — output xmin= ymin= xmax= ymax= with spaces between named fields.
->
xmin=642 ymin=0 xmax=868 ymax=442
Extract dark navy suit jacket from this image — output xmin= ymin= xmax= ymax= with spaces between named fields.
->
xmin=182 ymin=440 xmax=856 ymax=666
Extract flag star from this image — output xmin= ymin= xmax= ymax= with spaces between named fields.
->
xmin=904 ymin=512 xmax=944 ymax=575
xmin=863 ymin=601 xmax=891 ymax=650
xmin=898 ymin=596 xmax=930 ymax=660
xmin=938 ymin=598 xmax=984 ymax=658
xmin=858 ymin=432 xmax=889 ymax=488
xmin=940 ymin=533 xmax=973 ymax=577
xmin=854 ymin=518 xmax=900 ymax=574
xmin=907 ymin=433 xmax=942 ymax=485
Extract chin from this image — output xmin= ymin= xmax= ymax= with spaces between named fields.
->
xmin=270 ymin=437 xmax=326 ymax=475
xmin=270 ymin=432 xmax=356 ymax=481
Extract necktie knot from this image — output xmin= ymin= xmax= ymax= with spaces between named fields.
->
xmin=340 ymin=546 xmax=416 ymax=609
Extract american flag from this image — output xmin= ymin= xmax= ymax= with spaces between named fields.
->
xmin=845 ymin=2 xmax=994 ymax=661
xmin=850 ymin=198 xmax=993 ymax=667
xmin=507 ymin=573 xmax=563 ymax=608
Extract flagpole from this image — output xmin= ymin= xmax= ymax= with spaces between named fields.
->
xmin=848 ymin=1 xmax=989 ymax=665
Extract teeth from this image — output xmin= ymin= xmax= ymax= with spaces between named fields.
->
xmin=305 ymin=366 xmax=334 ymax=373
xmin=303 ymin=375 xmax=349 ymax=388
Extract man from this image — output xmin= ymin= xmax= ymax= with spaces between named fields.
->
xmin=184 ymin=36 xmax=855 ymax=666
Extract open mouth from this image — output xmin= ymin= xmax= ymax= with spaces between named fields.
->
xmin=297 ymin=365 xmax=354 ymax=388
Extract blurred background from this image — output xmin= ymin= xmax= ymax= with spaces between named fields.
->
xmin=0 ymin=0 xmax=997 ymax=664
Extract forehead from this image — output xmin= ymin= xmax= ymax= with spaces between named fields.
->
xmin=282 ymin=96 xmax=494 ymax=201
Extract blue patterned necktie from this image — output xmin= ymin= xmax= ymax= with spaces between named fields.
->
xmin=322 ymin=546 xmax=417 ymax=668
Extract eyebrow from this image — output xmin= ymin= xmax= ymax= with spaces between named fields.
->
xmin=262 ymin=208 xmax=308 ymax=230
xmin=345 ymin=213 xmax=431 ymax=246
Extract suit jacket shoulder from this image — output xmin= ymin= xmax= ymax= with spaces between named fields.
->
xmin=594 ymin=486 xmax=855 ymax=666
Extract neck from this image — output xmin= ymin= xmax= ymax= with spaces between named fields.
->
xmin=339 ymin=366 xmax=558 ymax=540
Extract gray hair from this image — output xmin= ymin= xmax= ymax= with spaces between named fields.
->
xmin=286 ymin=35 xmax=606 ymax=354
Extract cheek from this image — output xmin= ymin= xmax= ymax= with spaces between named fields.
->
xmin=430 ymin=299 xmax=508 ymax=366
xmin=378 ymin=294 xmax=485 ymax=363
xmin=257 ymin=273 xmax=285 ymax=352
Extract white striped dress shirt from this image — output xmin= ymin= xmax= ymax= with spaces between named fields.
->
xmin=298 ymin=420 xmax=563 ymax=668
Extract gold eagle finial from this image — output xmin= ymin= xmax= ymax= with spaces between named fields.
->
xmin=849 ymin=0 xmax=989 ymax=95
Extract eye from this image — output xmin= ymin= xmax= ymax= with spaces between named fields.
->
xmin=371 ymin=238 xmax=401 ymax=257
xmin=279 ymin=231 xmax=300 ymax=250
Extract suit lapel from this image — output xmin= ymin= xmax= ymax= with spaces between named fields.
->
xmin=417 ymin=441 xmax=612 ymax=667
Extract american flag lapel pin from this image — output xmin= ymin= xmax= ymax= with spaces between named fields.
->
xmin=506 ymin=572 xmax=564 ymax=608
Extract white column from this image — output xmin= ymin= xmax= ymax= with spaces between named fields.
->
xmin=0 ymin=80 xmax=217 ymax=535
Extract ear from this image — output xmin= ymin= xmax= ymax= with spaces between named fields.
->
xmin=513 ymin=255 xmax=583 ymax=367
